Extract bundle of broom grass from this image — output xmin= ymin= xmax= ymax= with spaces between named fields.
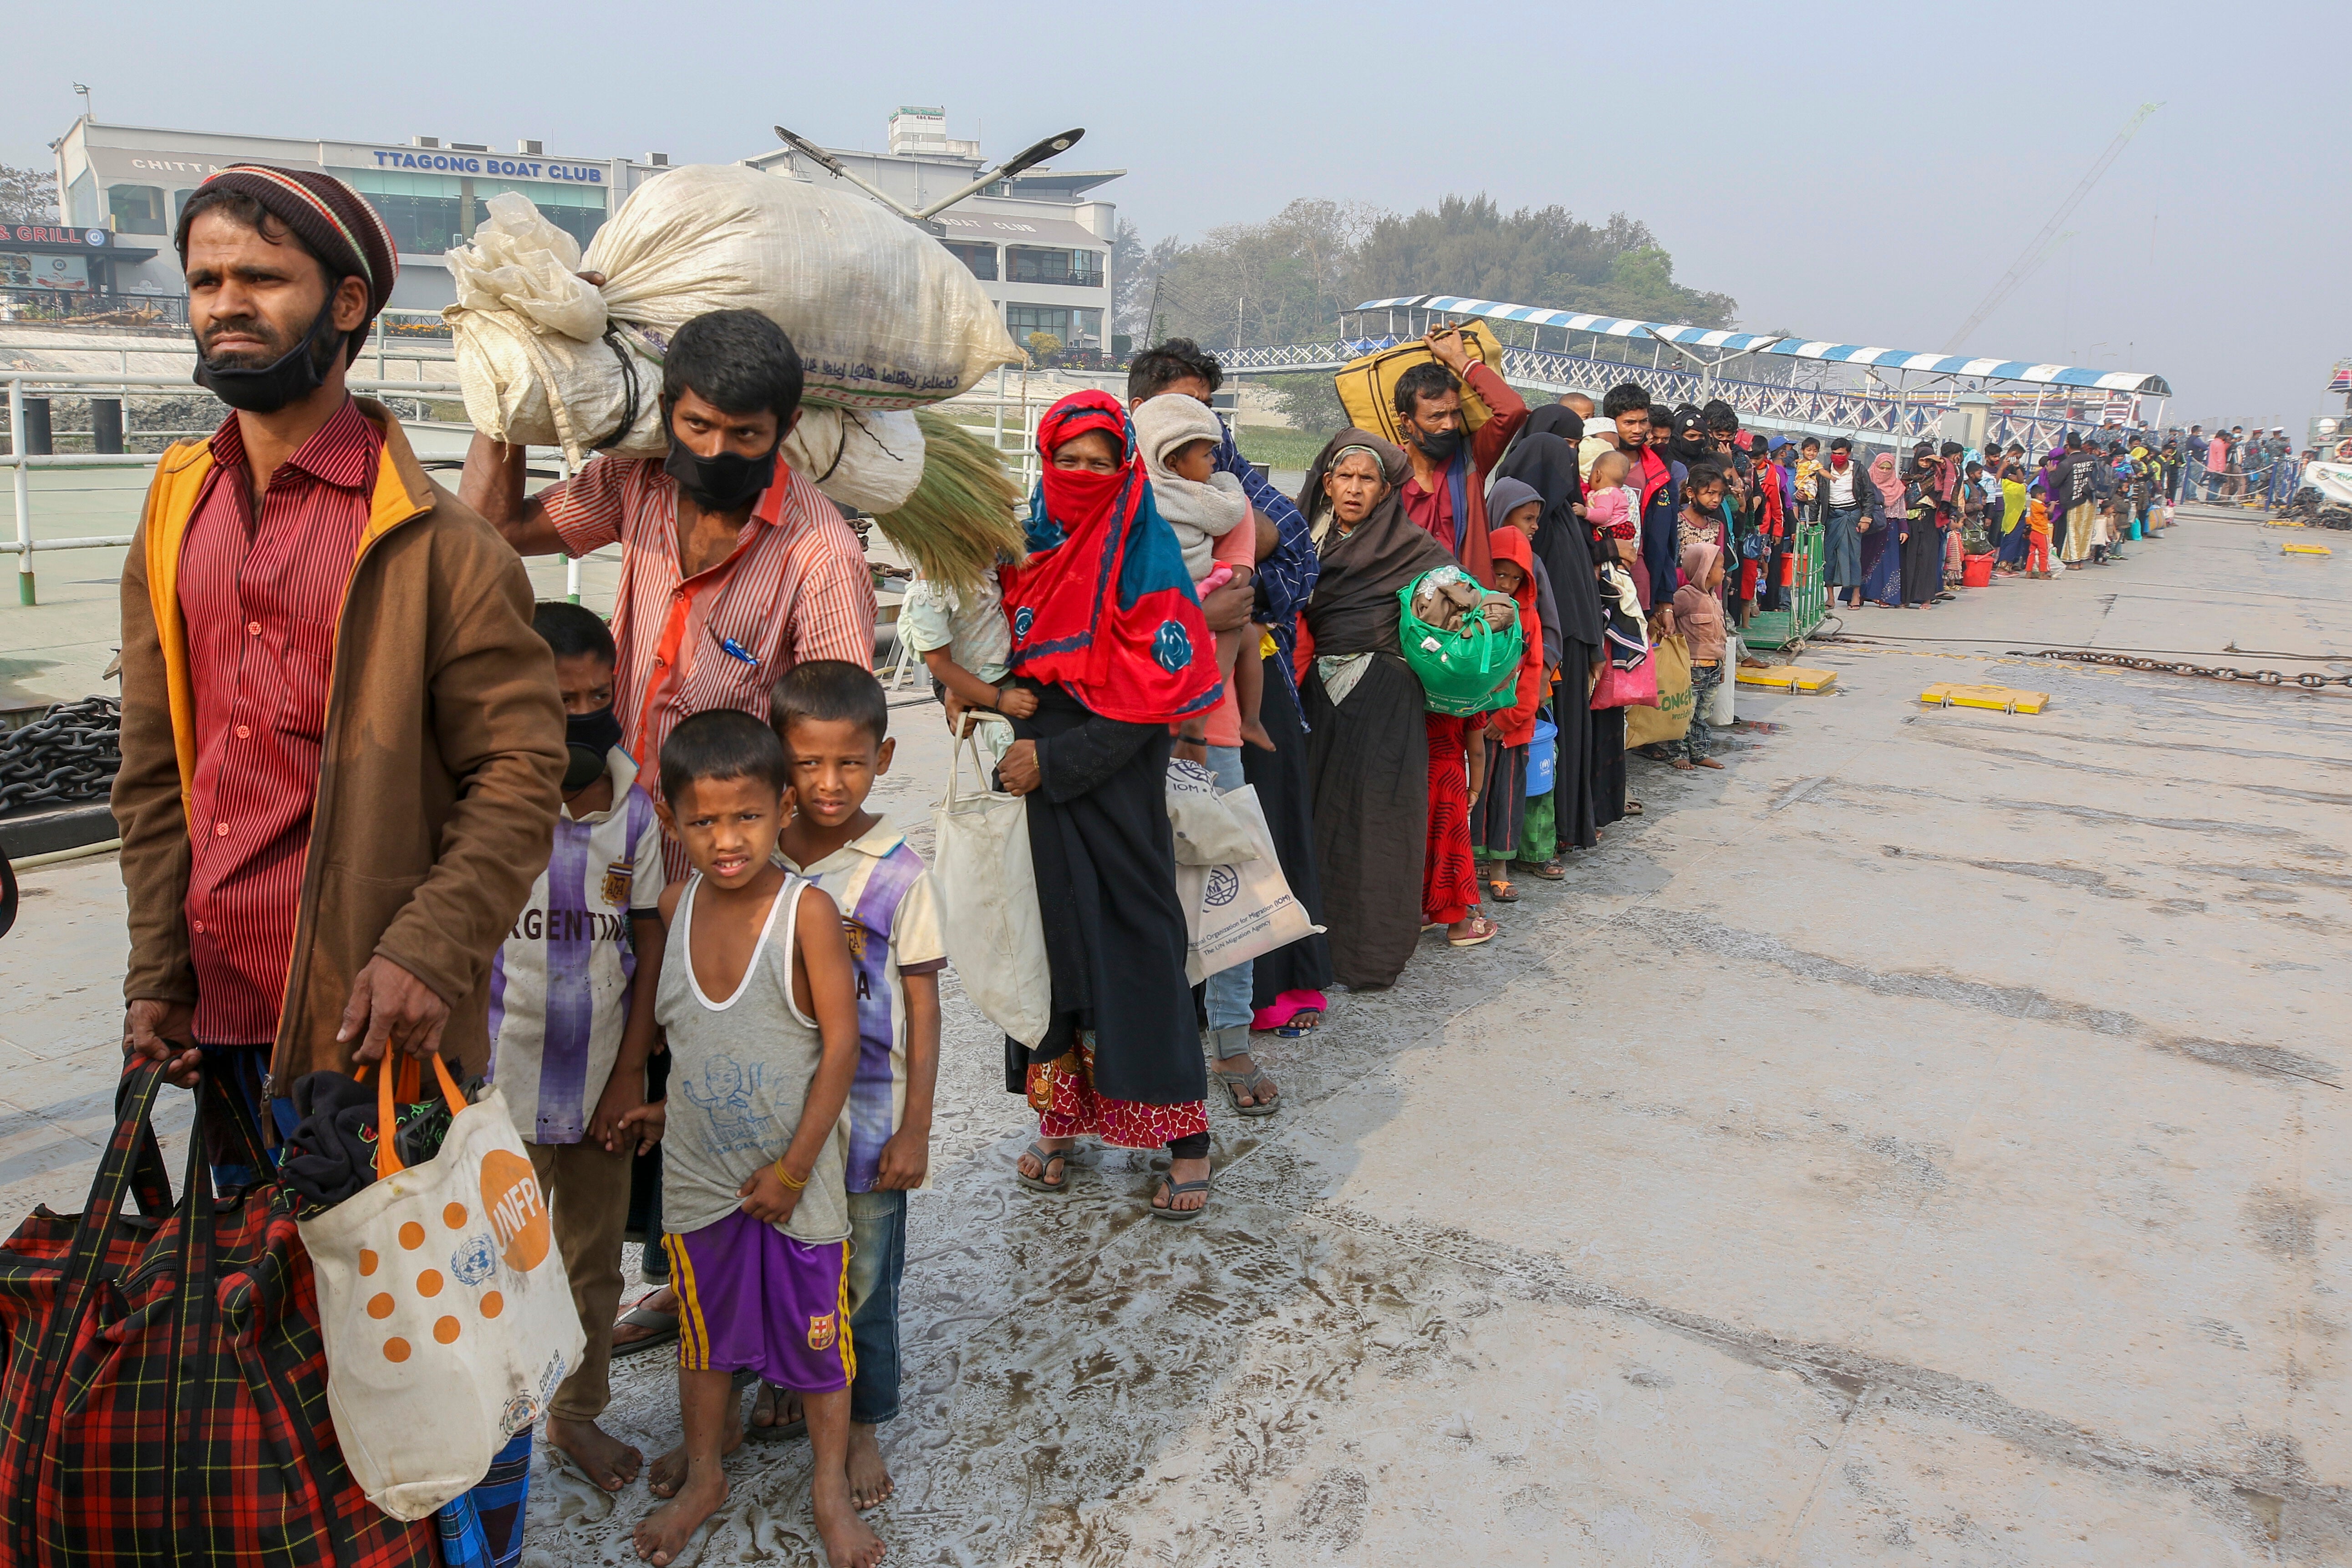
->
xmin=868 ymin=410 xmax=1027 ymax=596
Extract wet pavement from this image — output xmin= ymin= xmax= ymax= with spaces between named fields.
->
xmin=4 ymin=504 xmax=2348 ymax=1564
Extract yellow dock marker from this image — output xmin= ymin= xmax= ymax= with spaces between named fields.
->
xmin=1921 ymin=683 xmax=2048 ymax=714
xmin=2281 ymin=542 xmax=2332 ymax=556
xmin=1737 ymin=666 xmax=1838 ymax=692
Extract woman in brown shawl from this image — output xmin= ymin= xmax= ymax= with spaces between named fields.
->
xmin=1298 ymin=431 xmax=1461 ymax=988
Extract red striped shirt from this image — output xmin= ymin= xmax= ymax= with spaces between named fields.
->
xmin=542 ymin=456 xmax=874 ymax=874
xmin=178 ymin=399 xmax=380 ymax=1044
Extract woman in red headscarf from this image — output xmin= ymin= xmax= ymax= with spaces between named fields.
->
xmin=996 ymin=391 xmax=1225 ymax=1221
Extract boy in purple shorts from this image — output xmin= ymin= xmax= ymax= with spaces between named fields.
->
xmin=616 ymin=710 xmax=881 ymax=1568
xmin=753 ymin=661 xmax=945 ymax=1512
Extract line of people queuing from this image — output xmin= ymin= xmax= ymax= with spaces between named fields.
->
xmin=2184 ymin=422 xmax=2310 ymax=507
xmin=119 ymin=156 xmax=2255 ymax=1568
xmin=1807 ymin=427 xmax=2187 ymax=604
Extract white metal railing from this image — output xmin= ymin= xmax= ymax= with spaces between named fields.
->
xmin=6 ymin=360 xmax=1059 ymax=606
xmin=5 ymin=368 xmax=464 ymax=605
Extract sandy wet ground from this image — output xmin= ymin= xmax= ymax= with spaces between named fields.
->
xmin=5 ymin=504 xmax=2348 ymax=1565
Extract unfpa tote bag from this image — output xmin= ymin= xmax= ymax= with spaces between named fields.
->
xmin=299 ymin=1056 xmax=585 ymax=1521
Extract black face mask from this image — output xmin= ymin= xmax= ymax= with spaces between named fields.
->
xmin=191 ymin=295 xmax=347 ymax=414
xmin=665 ymin=429 xmax=778 ymax=513
xmin=1412 ymin=426 xmax=1462 ymax=464
xmin=563 ymin=707 xmax=624 ymax=794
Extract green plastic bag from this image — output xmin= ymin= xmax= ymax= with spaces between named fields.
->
xmin=1397 ymin=568 xmax=1524 ymax=716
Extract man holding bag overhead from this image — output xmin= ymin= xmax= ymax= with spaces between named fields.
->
xmin=116 ymin=165 xmax=567 ymax=1151
xmin=463 ymin=309 xmax=876 ymax=881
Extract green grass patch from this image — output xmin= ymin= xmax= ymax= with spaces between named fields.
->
xmin=1233 ymin=425 xmax=1326 ymax=472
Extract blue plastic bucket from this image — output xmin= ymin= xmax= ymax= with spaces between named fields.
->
xmin=1526 ymin=715 xmax=1559 ymax=794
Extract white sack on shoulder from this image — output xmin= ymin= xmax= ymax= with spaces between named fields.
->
xmin=583 ymin=164 xmax=1017 ymax=409
xmin=446 ymin=192 xmax=605 ymax=340
xmin=445 ymin=165 xmax=1015 ymax=489
xmin=782 ymin=407 xmax=927 ymax=515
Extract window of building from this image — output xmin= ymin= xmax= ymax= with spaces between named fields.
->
xmin=172 ymin=189 xmax=200 ymax=227
xmin=334 ymin=168 xmax=608 ymax=254
xmin=107 ymin=183 xmax=169 ymax=235
xmin=1006 ymin=246 xmax=1105 ymax=290
xmin=943 ymin=242 xmax=998 ymax=281
xmin=1005 ymin=305 xmax=1104 ymax=350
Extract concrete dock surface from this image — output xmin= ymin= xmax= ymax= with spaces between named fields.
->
xmin=4 ymin=503 xmax=2347 ymax=1564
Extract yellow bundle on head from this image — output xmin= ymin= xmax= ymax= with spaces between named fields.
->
xmin=1333 ymin=322 xmax=1506 ymax=448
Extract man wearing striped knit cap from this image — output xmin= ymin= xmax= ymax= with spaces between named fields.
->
xmin=116 ymin=163 xmax=566 ymax=1166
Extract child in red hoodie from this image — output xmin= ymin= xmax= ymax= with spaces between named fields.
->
xmin=1467 ymin=523 xmax=1549 ymax=900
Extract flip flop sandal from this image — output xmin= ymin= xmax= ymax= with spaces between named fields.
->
xmin=745 ymin=1382 xmax=809 ymax=1442
xmin=1448 ymin=915 xmax=1499 ymax=948
xmin=1016 ymin=1139 xmax=1073 ymax=1194
xmin=1516 ymin=859 xmax=1565 ymax=880
xmin=1624 ymin=801 xmax=1644 ymax=815
xmin=1150 ymin=1172 xmax=1212 ymax=1222
xmin=610 ymin=1303 xmax=680 ymax=1359
xmin=1273 ymin=1009 xmax=1323 ymax=1038
xmin=1487 ymin=879 xmax=1520 ymax=903
xmin=1213 ymin=1062 xmax=1280 ymax=1117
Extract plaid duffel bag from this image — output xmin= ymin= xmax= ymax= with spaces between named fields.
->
xmin=0 ymin=1059 xmax=436 ymax=1567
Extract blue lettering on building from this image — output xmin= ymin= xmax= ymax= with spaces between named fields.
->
xmin=368 ymin=150 xmax=601 ymax=184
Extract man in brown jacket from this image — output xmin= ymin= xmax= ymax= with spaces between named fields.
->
xmin=115 ymin=164 xmax=564 ymax=1147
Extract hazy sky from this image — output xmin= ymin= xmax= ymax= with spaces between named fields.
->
xmin=12 ymin=0 xmax=2345 ymax=425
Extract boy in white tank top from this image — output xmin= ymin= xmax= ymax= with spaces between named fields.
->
xmin=615 ymin=709 xmax=881 ymax=1568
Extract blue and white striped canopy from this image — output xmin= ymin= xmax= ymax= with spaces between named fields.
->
xmin=1410 ymin=295 xmax=1660 ymax=342
xmin=1348 ymin=295 xmax=2171 ymax=394
xmin=1353 ymin=295 xmax=1779 ymax=352
xmin=1763 ymin=340 xmax=2169 ymax=395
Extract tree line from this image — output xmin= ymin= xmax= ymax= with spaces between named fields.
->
xmin=1112 ymin=193 xmax=1736 ymax=352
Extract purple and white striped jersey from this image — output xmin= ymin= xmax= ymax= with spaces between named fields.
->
xmin=488 ymin=747 xmax=667 ymax=1145
xmin=781 ymin=816 xmax=946 ymax=1193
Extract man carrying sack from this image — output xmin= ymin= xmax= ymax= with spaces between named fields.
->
xmin=115 ymin=164 xmax=566 ymax=1156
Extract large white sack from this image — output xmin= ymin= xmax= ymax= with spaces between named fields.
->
xmin=585 ymin=164 xmax=1019 ymax=409
xmin=446 ymin=166 xmax=1018 ymax=443
xmin=451 ymin=295 xmax=926 ymax=513
xmin=781 ymin=406 xmax=927 ymax=514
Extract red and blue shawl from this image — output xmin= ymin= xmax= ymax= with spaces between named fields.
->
xmin=1002 ymin=390 xmax=1222 ymax=723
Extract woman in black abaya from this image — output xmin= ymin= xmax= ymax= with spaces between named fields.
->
xmin=1297 ymin=431 xmax=1457 ymax=989
xmin=1899 ymin=441 xmax=1944 ymax=607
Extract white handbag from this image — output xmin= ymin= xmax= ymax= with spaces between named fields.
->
xmin=1176 ymin=784 xmax=1324 ymax=984
xmin=1165 ymin=757 xmax=1260 ymax=866
xmin=930 ymin=737 xmax=1052 ymax=1047
xmin=298 ymin=1055 xmax=585 ymax=1520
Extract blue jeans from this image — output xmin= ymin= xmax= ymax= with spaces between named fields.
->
xmin=1824 ymin=505 xmax=1862 ymax=589
xmin=1201 ymin=745 xmax=1253 ymax=1036
xmin=846 ymin=1187 xmax=906 ymax=1425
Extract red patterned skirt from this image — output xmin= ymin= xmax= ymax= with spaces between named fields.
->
xmin=1027 ymin=1033 xmax=1208 ymax=1150
xmin=1422 ymin=713 xmax=1477 ymax=926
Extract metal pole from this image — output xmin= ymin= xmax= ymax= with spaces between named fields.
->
xmin=10 ymin=378 xmax=31 ymax=605
xmin=560 ymin=452 xmax=581 ymax=603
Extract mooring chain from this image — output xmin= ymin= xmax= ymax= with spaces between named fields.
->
xmin=2012 ymin=649 xmax=2352 ymax=691
xmin=0 ymin=697 xmax=123 ymax=814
